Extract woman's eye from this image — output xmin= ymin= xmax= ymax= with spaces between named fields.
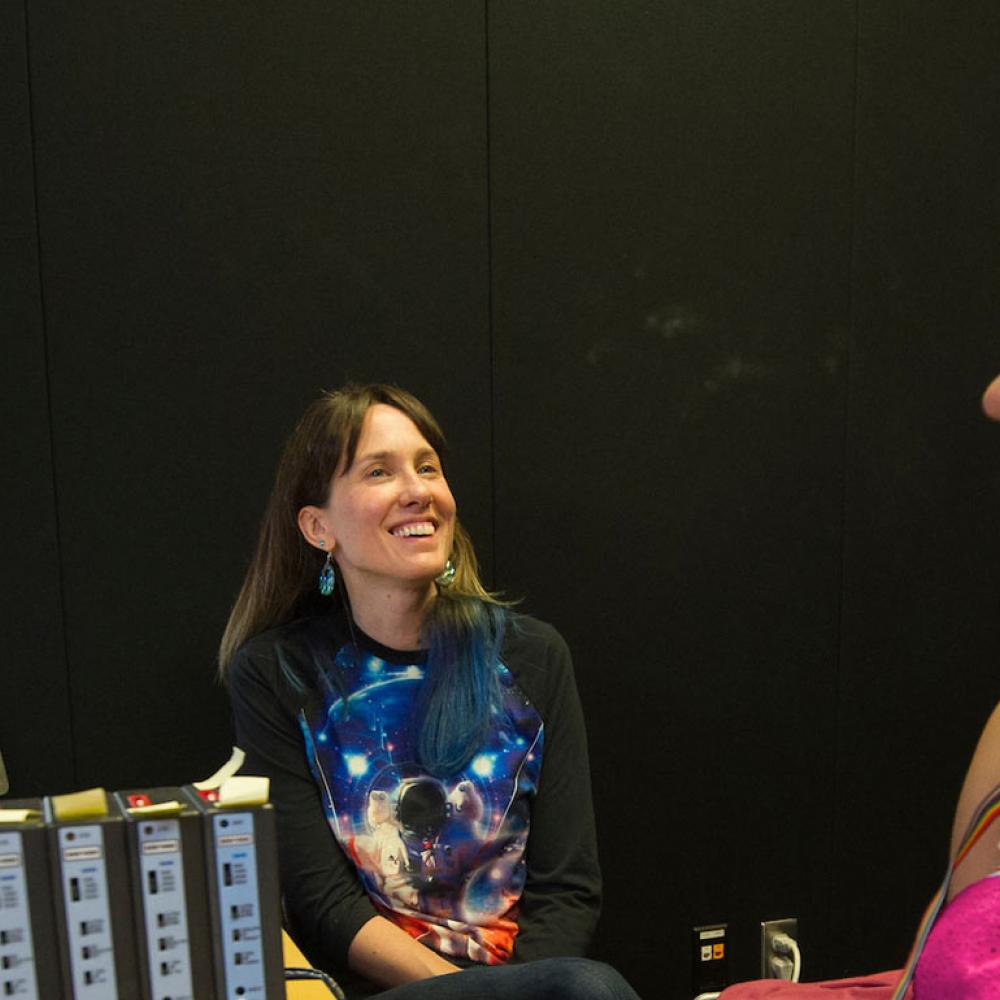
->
xmin=367 ymin=467 xmax=388 ymax=479
xmin=418 ymin=463 xmax=439 ymax=475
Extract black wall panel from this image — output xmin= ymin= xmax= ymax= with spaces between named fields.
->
xmin=6 ymin=0 xmax=1000 ymax=994
xmin=831 ymin=0 xmax=1000 ymax=976
xmin=2 ymin=0 xmax=74 ymax=795
xmin=489 ymin=3 xmax=856 ymax=992
xmin=25 ymin=3 xmax=492 ymax=789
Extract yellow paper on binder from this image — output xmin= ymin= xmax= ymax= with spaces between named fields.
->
xmin=127 ymin=801 xmax=184 ymax=817
xmin=216 ymin=775 xmax=270 ymax=808
xmin=50 ymin=787 xmax=108 ymax=821
xmin=193 ymin=746 xmax=246 ymax=790
xmin=0 ymin=809 xmax=42 ymax=823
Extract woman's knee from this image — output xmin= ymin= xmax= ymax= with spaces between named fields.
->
xmin=542 ymin=958 xmax=640 ymax=1000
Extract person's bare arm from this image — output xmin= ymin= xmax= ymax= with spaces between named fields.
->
xmin=947 ymin=701 xmax=1000 ymax=899
xmin=347 ymin=916 xmax=461 ymax=987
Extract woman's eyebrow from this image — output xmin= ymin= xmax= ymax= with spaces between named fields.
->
xmin=355 ymin=447 xmax=439 ymax=464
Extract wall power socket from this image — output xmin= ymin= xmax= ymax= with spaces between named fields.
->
xmin=760 ymin=917 xmax=798 ymax=979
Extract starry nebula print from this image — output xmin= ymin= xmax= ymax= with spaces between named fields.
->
xmin=299 ymin=643 xmax=544 ymax=964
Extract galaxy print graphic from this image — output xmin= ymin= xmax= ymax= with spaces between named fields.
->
xmin=298 ymin=643 xmax=544 ymax=964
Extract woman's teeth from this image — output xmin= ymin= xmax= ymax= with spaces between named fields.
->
xmin=391 ymin=523 xmax=434 ymax=537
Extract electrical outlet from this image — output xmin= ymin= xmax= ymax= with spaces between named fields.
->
xmin=760 ymin=917 xmax=798 ymax=979
xmin=692 ymin=923 xmax=728 ymax=995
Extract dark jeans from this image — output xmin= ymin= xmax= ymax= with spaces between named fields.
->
xmin=363 ymin=958 xmax=641 ymax=1000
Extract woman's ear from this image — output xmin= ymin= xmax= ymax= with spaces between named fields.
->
xmin=298 ymin=506 xmax=334 ymax=551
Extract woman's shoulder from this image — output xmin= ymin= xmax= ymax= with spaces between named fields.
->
xmin=229 ymin=611 xmax=346 ymax=687
xmin=502 ymin=612 xmax=575 ymax=712
xmin=230 ymin=616 xmax=306 ymax=665
xmin=504 ymin=612 xmax=569 ymax=657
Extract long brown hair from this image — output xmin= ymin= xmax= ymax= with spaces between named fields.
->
xmin=218 ymin=384 xmax=495 ymax=673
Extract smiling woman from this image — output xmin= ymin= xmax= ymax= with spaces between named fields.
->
xmin=297 ymin=404 xmax=458 ymax=621
xmin=218 ymin=385 xmax=641 ymax=1000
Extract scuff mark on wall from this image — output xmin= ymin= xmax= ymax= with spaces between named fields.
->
xmin=645 ymin=303 xmax=700 ymax=340
xmin=703 ymin=353 xmax=772 ymax=393
xmin=585 ymin=301 xmax=704 ymax=367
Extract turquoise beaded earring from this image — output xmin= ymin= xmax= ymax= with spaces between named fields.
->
xmin=435 ymin=559 xmax=456 ymax=587
xmin=318 ymin=542 xmax=336 ymax=596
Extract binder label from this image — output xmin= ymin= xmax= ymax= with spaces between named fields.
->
xmin=0 ymin=831 xmax=39 ymax=1000
xmin=214 ymin=812 xmax=267 ymax=997
xmin=58 ymin=824 xmax=119 ymax=999
xmin=137 ymin=819 xmax=194 ymax=1000
xmin=140 ymin=838 xmax=179 ymax=856
xmin=63 ymin=845 xmax=102 ymax=863
xmin=217 ymin=834 xmax=253 ymax=848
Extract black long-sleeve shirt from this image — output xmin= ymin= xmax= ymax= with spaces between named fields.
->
xmin=227 ymin=609 xmax=601 ymax=987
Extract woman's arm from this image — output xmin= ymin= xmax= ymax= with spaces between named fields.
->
xmin=505 ymin=618 xmax=602 ymax=961
xmin=348 ymin=916 xmax=459 ymax=985
xmin=947 ymin=700 xmax=1000 ymax=900
xmin=228 ymin=639 xmax=461 ymax=986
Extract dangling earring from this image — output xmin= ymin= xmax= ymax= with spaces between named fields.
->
xmin=318 ymin=543 xmax=336 ymax=596
xmin=436 ymin=559 xmax=456 ymax=587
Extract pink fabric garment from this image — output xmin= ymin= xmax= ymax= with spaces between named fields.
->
xmin=715 ymin=874 xmax=1000 ymax=999
xmin=912 ymin=872 xmax=1000 ymax=998
xmin=717 ymin=971 xmax=902 ymax=998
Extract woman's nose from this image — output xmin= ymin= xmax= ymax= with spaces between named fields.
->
xmin=399 ymin=471 xmax=432 ymax=506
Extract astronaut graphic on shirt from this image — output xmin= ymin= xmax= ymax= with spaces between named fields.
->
xmin=300 ymin=641 xmax=544 ymax=963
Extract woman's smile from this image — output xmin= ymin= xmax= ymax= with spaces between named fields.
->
xmin=389 ymin=520 xmax=437 ymax=538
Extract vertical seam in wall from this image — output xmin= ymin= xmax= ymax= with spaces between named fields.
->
xmin=829 ymin=0 xmax=863 ymax=961
xmin=484 ymin=0 xmax=498 ymax=589
xmin=23 ymin=0 xmax=79 ymax=789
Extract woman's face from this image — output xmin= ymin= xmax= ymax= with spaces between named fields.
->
xmin=319 ymin=403 xmax=456 ymax=595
